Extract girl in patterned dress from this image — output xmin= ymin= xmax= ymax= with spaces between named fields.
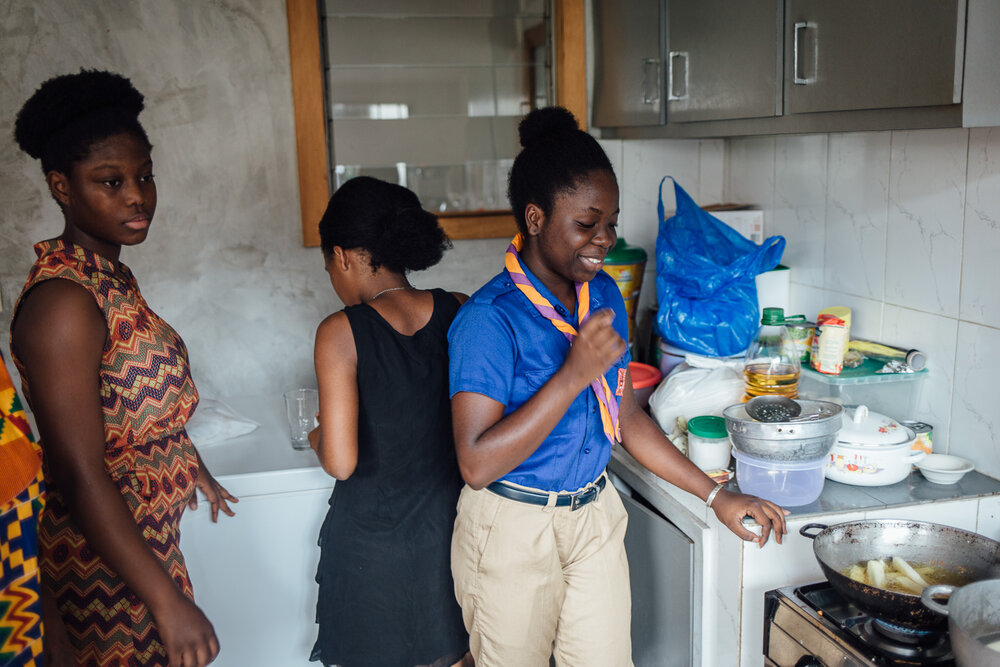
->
xmin=9 ymin=70 xmax=236 ymax=667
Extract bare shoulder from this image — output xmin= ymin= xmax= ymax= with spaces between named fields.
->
xmin=315 ymin=310 xmax=354 ymax=346
xmin=314 ymin=310 xmax=357 ymax=364
xmin=12 ymin=279 xmax=105 ymax=357
xmin=450 ymin=291 xmax=470 ymax=305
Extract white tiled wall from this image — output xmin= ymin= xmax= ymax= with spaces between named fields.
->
xmin=726 ymin=129 xmax=1000 ymax=476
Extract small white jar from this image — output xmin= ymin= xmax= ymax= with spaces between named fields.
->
xmin=687 ymin=416 xmax=732 ymax=471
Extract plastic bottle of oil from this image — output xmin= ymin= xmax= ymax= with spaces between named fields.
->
xmin=743 ymin=307 xmax=801 ymax=400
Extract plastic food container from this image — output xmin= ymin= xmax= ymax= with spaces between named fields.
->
xmin=629 ymin=362 xmax=662 ymax=409
xmin=732 ymin=447 xmax=826 ymax=507
xmin=687 ymin=415 xmax=731 ymax=471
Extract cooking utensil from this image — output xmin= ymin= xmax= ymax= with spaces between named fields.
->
xmin=724 ymin=399 xmax=842 ymax=461
xmin=800 ymin=520 xmax=1000 ymax=629
xmin=922 ymin=579 xmax=1000 ymax=666
xmin=825 ymin=406 xmax=923 ymax=486
xmin=745 ymin=395 xmax=802 ymax=422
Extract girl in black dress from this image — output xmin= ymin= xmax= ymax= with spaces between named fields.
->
xmin=307 ymin=176 xmax=471 ymax=667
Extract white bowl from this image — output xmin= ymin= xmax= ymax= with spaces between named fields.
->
xmin=917 ymin=454 xmax=975 ymax=485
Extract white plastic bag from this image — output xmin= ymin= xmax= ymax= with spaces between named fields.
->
xmin=648 ymin=359 xmax=745 ymax=449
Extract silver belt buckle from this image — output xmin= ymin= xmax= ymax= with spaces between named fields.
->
xmin=571 ymin=483 xmax=598 ymax=511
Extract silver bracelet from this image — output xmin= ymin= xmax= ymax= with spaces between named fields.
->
xmin=705 ymin=483 xmax=725 ymax=508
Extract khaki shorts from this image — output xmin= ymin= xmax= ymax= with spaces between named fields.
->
xmin=451 ymin=477 xmax=632 ymax=667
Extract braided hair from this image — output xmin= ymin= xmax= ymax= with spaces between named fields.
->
xmin=507 ymin=106 xmax=616 ymax=235
xmin=13 ymin=69 xmax=150 ymax=175
xmin=318 ymin=176 xmax=451 ymax=274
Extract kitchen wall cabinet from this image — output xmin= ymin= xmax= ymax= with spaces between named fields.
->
xmin=783 ymin=0 xmax=962 ymax=115
xmin=591 ymin=0 xmax=1000 ymax=138
xmin=666 ymin=0 xmax=781 ymax=123
xmin=591 ymin=0 xmax=664 ymax=127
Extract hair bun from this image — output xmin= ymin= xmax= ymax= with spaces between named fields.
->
xmin=14 ymin=69 xmax=145 ymax=159
xmin=517 ymin=106 xmax=580 ymax=149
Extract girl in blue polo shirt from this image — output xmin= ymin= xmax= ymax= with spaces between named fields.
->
xmin=447 ymin=107 xmax=789 ymax=666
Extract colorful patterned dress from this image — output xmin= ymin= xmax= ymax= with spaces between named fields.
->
xmin=10 ymin=240 xmax=201 ymax=666
xmin=1 ymin=352 xmax=45 ymax=667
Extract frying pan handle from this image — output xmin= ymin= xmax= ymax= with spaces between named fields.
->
xmin=798 ymin=523 xmax=827 ymax=539
xmin=920 ymin=584 xmax=954 ymax=616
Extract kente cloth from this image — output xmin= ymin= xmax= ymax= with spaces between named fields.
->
xmin=1 ymin=352 xmax=45 ymax=667
xmin=505 ymin=234 xmax=621 ymax=444
xmin=10 ymin=240 xmax=201 ymax=666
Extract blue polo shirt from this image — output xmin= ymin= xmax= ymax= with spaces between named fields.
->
xmin=448 ymin=265 xmax=631 ymax=492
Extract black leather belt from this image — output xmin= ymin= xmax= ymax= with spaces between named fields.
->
xmin=487 ymin=475 xmax=607 ymax=511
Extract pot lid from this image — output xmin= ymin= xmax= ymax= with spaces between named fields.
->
xmin=838 ymin=405 xmax=910 ymax=447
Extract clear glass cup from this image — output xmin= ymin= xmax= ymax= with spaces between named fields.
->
xmin=283 ymin=389 xmax=318 ymax=450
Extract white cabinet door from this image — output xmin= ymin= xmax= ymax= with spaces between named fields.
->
xmin=179 ymin=487 xmax=333 ymax=667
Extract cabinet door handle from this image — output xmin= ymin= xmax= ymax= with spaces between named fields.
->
xmin=793 ymin=21 xmax=817 ymax=85
xmin=641 ymin=58 xmax=661 ymax=105
xmin=668 ymin=51 xmax=688 ymax=101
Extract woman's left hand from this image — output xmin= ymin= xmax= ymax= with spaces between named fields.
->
xmin=190 ymin=462 xmax=238 ymax=522
xmin=711 ymin=489 xmax=789 ymax=547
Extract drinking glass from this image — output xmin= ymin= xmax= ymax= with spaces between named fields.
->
xmin=283 ymin=389 xmax=318 ymax=450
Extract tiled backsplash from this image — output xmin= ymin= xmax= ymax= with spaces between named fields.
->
xmin=726 ymin=129 xmax=999 ymax=474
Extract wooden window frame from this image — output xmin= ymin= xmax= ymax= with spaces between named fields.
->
xmin=286 ymin=0 xmax=587 ymax=246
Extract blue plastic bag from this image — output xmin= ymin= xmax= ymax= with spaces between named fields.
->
xmin=655 ymin=177 xmax=785 ymax=357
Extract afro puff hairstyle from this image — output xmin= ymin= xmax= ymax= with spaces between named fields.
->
xmin=319 ymin=176 xmax=451 ymax=274
xmin=13 ymin=69 xmax=151 ymax=175
xmin=507 ymin=106 xmax=616 ymax=235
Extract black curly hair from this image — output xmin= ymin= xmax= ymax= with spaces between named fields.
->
xmin=507 ymin=106 xmax=616 ymax=235
xmin=319 ymin=176 xmax=452 ymax=274
xmin=13 ymin=69 xmax=151 ymax=175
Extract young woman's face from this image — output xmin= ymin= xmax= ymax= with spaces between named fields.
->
xmin=528 ymin=169 xmax=620 ymax=285
xmin=50 ymin=132 xmax=156 ymax=258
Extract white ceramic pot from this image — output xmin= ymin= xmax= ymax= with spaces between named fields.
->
xmin=825 ymin=405 xmax=925 ymax=486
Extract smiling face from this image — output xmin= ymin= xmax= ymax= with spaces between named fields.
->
xmin=522 ymin=169 xmax=620 ymax=299
xmin=46 ymin=131 xmax=156 ymax=261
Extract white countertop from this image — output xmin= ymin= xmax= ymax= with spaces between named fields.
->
xmin=191 ymin=394 xmax=334 ymax=498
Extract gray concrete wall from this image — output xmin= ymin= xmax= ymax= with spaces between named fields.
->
xmin=0 ymin=0 xmax=508 ymax=400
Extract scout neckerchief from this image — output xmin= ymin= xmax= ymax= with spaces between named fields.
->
xmin=505 ymin=233 xmax=621 ymax=444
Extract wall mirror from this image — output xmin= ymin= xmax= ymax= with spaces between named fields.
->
xmin=288 ymin=0 xmax=586 ymax=245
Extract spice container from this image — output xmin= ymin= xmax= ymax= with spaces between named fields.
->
xmin=687 ymin=416 xmax=731 ymax=471
xmin=811 ymin=306 xmax=851 ymax=374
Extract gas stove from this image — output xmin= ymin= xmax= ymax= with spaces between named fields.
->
xmin=764 ymin=582 xmax=954 ymax=666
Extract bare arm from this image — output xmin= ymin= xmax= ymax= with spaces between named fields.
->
xmin=309 ymin=312 xmax=359 ymax=480
xmin=452 ymin=310 xmax=626 ymax=489
xmin=618 ymin=373 xmax=788 ymax=546
xmin=13 ymin=280 xmax=219 ymax=667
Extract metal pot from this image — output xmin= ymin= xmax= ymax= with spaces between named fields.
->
xmin=800 ymin=520 xmax=1000 ymax=629
xmin=922 ymin=579 xmax=1000 ymax=666
xmin=724 ymin=399 xmax=842 ymax=461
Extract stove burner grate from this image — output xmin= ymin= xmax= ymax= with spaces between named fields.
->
xmin=789 ymin=582 xmax=954 ymax=665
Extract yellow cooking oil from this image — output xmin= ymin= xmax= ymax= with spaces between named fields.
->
xmin=744 ymin=363 xmax=800 ymax=398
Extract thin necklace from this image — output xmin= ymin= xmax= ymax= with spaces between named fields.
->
xmin=369 ymin=285 xmax=408 ymax=302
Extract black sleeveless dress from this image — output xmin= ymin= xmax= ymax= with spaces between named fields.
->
xmin=311 ymin=289 xmax=468 ymax=667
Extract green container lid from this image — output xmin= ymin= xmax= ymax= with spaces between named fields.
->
xmin=688 ymin=415 xmax=728 ymax=439
xmin=605 ymin=238 xmax=647 ymax=264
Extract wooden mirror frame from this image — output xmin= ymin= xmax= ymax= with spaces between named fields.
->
xmin=286 ymin=0 xmax=587 ymax=246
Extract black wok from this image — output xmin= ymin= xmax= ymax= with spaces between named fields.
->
xmin=800 ymin=520 xmax=1000 ymax=630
